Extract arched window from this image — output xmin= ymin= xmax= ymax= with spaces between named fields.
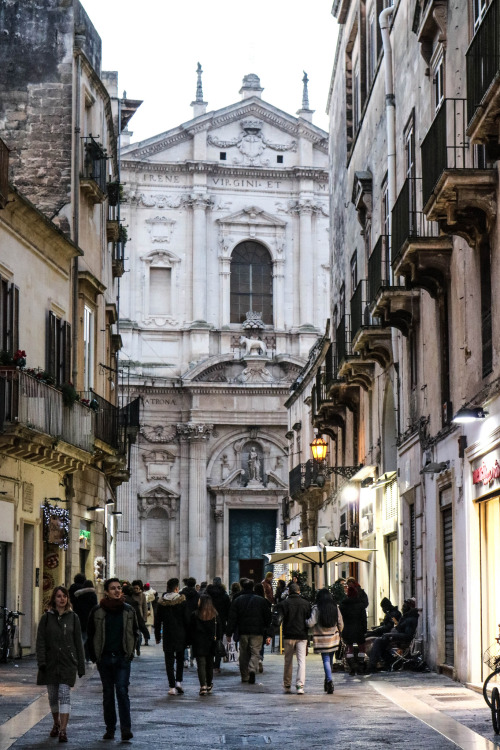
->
xmin=230 ymin=242 xmax=273 ymax=324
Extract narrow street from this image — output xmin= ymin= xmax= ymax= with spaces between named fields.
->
xmin=0 ymin=645 xmax=498 ymax=749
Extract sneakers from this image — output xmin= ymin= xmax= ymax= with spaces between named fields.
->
xmin=296 ymin=684 xmax=305 ymax=695
xmin=199 ymin=686 xmax=208 ymax=696
xmin=207 ymin=683 xmax=213 ymax=693
xmin=168 ymin=687 xmax=178 ymax=695
xmin=175 ymin=682 xmax=184 ymax=694
xmin=248 ymin=671 xmax=256 ymax=684
xmin=184 ymin=659 xmax=189 ymax=668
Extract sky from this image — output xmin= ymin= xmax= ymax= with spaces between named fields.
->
xmin=80 ymin=1 xmax=337 ymax=145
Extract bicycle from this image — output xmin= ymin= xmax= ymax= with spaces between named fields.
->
xmin=482 ymin=631 xmax=500 ymax=734
xmin=0 ymin=607 xmax=24 ymax=663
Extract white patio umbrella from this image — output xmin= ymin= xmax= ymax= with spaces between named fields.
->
xmin=265 ymin=545 xmax=375 ymax=566
xmin=264 ymin=545 xmax=376 ymax=589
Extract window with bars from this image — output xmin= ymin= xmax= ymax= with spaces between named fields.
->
xmin=230 ymin=242 xmax=273 ymax=325
xmin=47 ymin=311 xmax=71 ymax=386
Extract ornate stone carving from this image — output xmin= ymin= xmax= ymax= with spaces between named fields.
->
xmin=145 ymin=216 xmax=176 ymax=244
xmin=237 ymin=363 xmax=274 ymax=383
xmin=142 ymin=449 xmax=176 ymax=481
xmin=239 ymin=335 xmax=268 ymax=357
xmin=208 ymin=120 xmax=297 ymax=167
xmin=277 ymin=199 xmax=328 ymax=216
xmin=140 ymin=425 xmax=178 ymax=443
xmin=137 ymin=486 xmax=179 ymax=519
xmin=176 ymin=423 xmax=214 ymax=441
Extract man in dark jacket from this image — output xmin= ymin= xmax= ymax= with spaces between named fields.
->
xmin=87 ymin=577 xmax=138 ymax=742
xmin=68 ymin=573 xmax=86 ymax=608
xmin=73 ymin=579 xmax=98 ymax=662
xmin=366 ymin=597 xmax=401 ymax=638
xmin=226 ymin=578 xmax=272 ymax=685
xmin=206 ymin=577 xmax=231 ymax=672
xmin=154 ymin=578 xmax=190 ymax=695
xmin=367 ymin=598 xmax=419 ymax=672
xmin=276 ymin=582 xmax=311 ymax=694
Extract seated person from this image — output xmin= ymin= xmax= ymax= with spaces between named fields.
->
xmin=366 ymin=597 xmax=401 ymax=638
xmin=367 ymin=598 xmax=419 ymax=672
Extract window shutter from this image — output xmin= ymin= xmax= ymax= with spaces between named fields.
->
xmin=63 ymin=321 xmax=72 ymax=383
xmin=47 ymin=311 xmax=57 ymax=378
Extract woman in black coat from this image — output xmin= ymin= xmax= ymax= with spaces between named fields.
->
xmin=36 ymin=586 xmax=85 ymax=742
xmin=190 ymin=595 xmax=222 ymax=696
xmin=339 ymin=584 xmax=367 ymax=675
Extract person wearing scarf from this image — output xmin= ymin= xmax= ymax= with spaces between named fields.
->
xmin=87 ymin=578 xmax=138 ymax=742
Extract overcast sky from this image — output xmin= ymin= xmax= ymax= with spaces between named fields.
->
xmin=80 ymin=1 xmax=337 ymax=144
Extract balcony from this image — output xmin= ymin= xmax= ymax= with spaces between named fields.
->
xmin=107 ymin=205 xmax=120 ymax=242
xmin=81 ymin=136 xmax=108 ymax=204
xmin=0 ymin=369 xmax=94 ymax=472
xmin=289 ymin=463 xmax=305 ymax=497
xmin=0 ymin=138 xmax=9 ymax=209
xmin=391 ymin=178 xmax=453 ymax=298
xmin=112 ymin=239 xmax=125 ymax=278
xmin=466 ymin=0 xmax=500 ymax=148
xmin=421 ymin=98 xmax=496 ymax=249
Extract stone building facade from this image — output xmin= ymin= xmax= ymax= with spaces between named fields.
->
xmin=117 ymin=72 xmax=329 ymax=587
xmin=0 ymin=1 xmax=138 ymax=654
xmin=290 ymin=0 xmax=500 ymax=684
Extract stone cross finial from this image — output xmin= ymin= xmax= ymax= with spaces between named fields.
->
xmin=302 ymin=71 xmax=310 ymax=110
xmin=195 ymin=62 xmax=204 ymax=103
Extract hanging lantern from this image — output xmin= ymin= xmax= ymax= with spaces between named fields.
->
xmin=310 ymin=435 xmax=328 ymax=462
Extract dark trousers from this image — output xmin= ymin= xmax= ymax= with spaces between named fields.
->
xmin=196 ymin=655 xmax=214 ymax=687
xmin=164 ymin=649 xmax=184 ymax=687
xmin=369 ymin=634 xmax=411 ymax=667
xmin=97 ymin=653 xmax=131 ymax=732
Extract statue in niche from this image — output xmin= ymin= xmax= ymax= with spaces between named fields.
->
xmin=247 ymin=446 xmax=262 ymax=483
xmin=220 ymin=454 xmax=230 ymax=481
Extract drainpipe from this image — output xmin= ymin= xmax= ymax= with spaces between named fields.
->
xmin=379 ymin=5 xmax=396 ymax=219
xmin=72 ymin=52 xmax=82 ymax=386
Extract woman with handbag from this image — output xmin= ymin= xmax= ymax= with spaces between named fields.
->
xmin=306 ymin=587 xmax=343 ymax=694
xmin=36 ymin=586 xmax=85 ymax=742
xmin=190 ymin=594 xmax=222 ymax=696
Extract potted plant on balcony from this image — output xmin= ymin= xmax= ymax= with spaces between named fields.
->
xmin=106 ymin=180 xmax=123 ymax=207
xmin=60 ymin=381 xmax=79 ymax=408
xmin=0 ymin=348 xmax=26 ymax=370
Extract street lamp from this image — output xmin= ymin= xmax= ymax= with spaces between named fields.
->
xmin=310 ymin=435 xmax=328 ymax=461
xmin=452 ymin=406 xmax=488 ymax=423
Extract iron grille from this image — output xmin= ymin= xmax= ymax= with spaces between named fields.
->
xmin=392 ymin=178 xmax=440 ymax=263
xmin=466 ymin=0 xmax=500 ymax=125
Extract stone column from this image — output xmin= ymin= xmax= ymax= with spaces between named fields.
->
xmin=213 ymin=503 xmax=224 ymax=579
xmin=219 ymin=255 xmax=231 ymax=326
xmin=298 ymin=202 xmax=314 ymax=327
xmin=177 ymin=422 xmax=213 ymax=581
xmin=273 ymin=258 xmax=285 ymax=330
xmin=191 ymin=195 xmax=212 ymax=323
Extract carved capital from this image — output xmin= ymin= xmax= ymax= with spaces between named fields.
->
xmin=176 ymin=422 xmax=214 ymax=441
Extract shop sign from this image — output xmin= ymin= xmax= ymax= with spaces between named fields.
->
xmin=471 ymin=448 xmax=500 ymax=501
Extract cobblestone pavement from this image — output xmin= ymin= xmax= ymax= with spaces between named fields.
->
xmin=1 ymin=644 xmax=499 ymax=749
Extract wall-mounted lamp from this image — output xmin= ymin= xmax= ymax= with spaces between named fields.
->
xmin=452 ymin=406 xmax=488 ymax=424
xmin=310 ymin=436 xmax=328 ymax=461
xmin=88 ymin=505 xmax=105 ymax=512
xmin=111 ymin=511 xmax=123 ymax=516
xmin=105 ymin=499 xmax=115 ymax=505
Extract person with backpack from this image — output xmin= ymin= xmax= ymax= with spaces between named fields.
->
xmin=306 ymin=588 xmax=343 ymax=694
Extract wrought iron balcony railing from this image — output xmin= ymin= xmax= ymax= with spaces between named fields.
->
xmin=289 ymin=463 xmax=305 ymax=496
xmin=351 ymin=280 xmax=379 ymax=340
xmin=81 ymin=389 xmax=121 ymax=450
xmin=421 ymin=98 xmax=482 ymax=206
xmin=368 ymin=235 xmax=390 ymax=303
xmin=335 ymin=314 xmax=353 ymax=365
xmin=466 ymin=0 xmax=500 ymax=125
xmin=0 ymin=370 xmax=94 ymax=453
xmin=391 ymin=178 xmax=440 ymax=263
xmin=82 ymin=136 xmax=108 ymax=196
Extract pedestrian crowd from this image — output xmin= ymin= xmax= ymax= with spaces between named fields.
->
xmin=35 ymin=571 xmax=419 ymax=743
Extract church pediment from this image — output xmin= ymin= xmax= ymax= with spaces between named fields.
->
xmin=183 ymin=354 xmax=303 ymax=384
xmin=139 ymin=484 xmax=178 ymax=499
xmin=137 ymin=484 xmax=179 ymax=519
xmin=217 ymin=206 xmax=286 ymax=229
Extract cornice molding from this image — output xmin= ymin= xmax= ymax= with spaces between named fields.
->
xmin=122 ymin=159 xmax=328 ymax=182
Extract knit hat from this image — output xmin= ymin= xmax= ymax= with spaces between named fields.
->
xmin=213 ymin=576 xmax=222 ymax=586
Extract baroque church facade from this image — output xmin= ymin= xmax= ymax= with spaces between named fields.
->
xmin=116 ymin=71 xmax=329 ymax=587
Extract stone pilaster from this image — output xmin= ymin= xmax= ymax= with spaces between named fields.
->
xmin=190 ymin=195 xmax=213 ymax=324
xmin=298 ymin=202 xmax=314 ymax=326
xmin=177 ymin=422 xmax=213 ymax=580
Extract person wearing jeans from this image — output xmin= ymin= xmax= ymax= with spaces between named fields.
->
xmin=276 ymin=583 xmax=311 ymax=694
xmin=154 ymin=578 xmax=190 ymax=695
xmin=306 ymin=588 xmax=344 ymax=694
xmin=87 ymin=578 xmax=138 ymax=742
xmin=226 ymin=578 xmax=272 ymax=684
